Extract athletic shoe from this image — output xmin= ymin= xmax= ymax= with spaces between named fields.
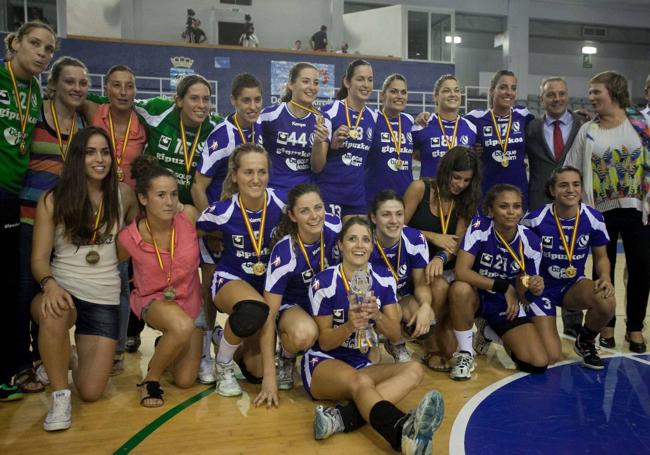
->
xmin=110 ymin=353 xmax=125 ymax=376
xmin=473 ymin=317 xmax=492 ymax=356
xmin=313 ymin=405 xmax=344 ymax=440
xmin=44 ymin=389 xmax=72 ymax=431
xmin=276 ymin=354 xmax=295 ymax=391
xmin=34 ymin=361 xmax=49 ymax=386
xmin=450 ymin=351 xmax=475 ymax=381
xmin=215 ymin=361 xmax=242 ymax=397
xmin=0 ymin=383 xmax=23 ymax=402
xmin=385 ymin=342 xmax=412 ymax=363
xmin=400 ymin=389 xmax=445 ymax=455
xmin=198 ymin=356 xmax=216 ymax=385
xmin=125 ymin=336 xmax=141 ymax=353
xmin=574 ymin=336 xmax=604 ymax=370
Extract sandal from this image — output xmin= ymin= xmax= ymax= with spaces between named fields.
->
xmin=12 ymin=366 xmax=45 ymax=393
xmin=422 ymin=352 xmax=452 ymax=373
xmin=137 ymin=380 xmax=164 ymax=408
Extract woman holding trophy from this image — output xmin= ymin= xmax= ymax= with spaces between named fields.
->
xmin=301 ymin=216 xmax=444 ymax=455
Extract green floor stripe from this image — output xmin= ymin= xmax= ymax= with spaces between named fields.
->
xmin=114 ymin=386 xmax=214 ymax=454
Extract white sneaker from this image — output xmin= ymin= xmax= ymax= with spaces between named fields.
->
xmin=385 ymin=342 xmax=412 ymax=363
xmin=473 ymin=317 xmax=492 ymax=356
xmin=198 ymin=356 xmax=216 ymax=385
xmin=450 ymin=351 xmax=475 ymax=381
xmin=400 ymin=389 xmax=444 ymax=455
xmin=44 ymin=389 xmax=72 ymax=432
xmin=313 ymin=405 xmax=345 ymax=440
xmin=215 ymin=360 xmax=242 ymax=397
xmin=34 ymin=361 xmax=49 ymax=386
xmin=276 ymin=354 xmax=295 ymax=391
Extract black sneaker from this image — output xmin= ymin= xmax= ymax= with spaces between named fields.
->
xmin=574 ymin=336 xmax=604 ymax=370
xmin=0 ymin=383 xmax=24 ymax=402
xmin=125 ymin=335 xmax=141 ymax=353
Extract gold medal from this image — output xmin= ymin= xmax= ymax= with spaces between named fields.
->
xmin=344 ymin=99 xmax=364 ymax=141
xmin=117 ymin=167 xmax=124 ymax=182
xmin=565 ymin=265 xmax=577 ymax=278
xmin=19 ymin=141 xmax=26 ymax=154
xmin=179 ymin=119 xmax=203 ymax=174
xmin=490 ymin=110 xmax=512 ymax=169
xmin=85 ymin=250 xmax=100 ymax=265
xmin=289 ymin=100 xmax=323 ymax=130
xmin=253 ymin=261 xmax=267 ymax=276
xmin=394 ymin=159 xmax=403 ymax=170
xmin=501 ymin=156 xmax=509 ymax=167
xmin=348 ymin=129 xmax=359 ymax=140
xmin=7 ymin=61 xmax=33 ymax=156
xmin=521 ymin=274 xmax=530 ymax=288
xmin=381 ymin=110 xmax=403 ymax=170
xmin=50 ymin=101 xmax=76 ymax=161
xmin=163 ymin=286 xmax=176 ymax=301
xmin=436 ymin=113 xmax=460 ymax=151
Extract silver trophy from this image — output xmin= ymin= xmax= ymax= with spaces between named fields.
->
xmin=349 ymin=269 xmax=378 ymax=353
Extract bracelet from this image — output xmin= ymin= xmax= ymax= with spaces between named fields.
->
xmin=39 ymin=275 xmax=55 ymax=290
xmin=434 ymin=251 xmax=449 ymax=264
xmin=492 ymin=278 xmax=509 ymax=294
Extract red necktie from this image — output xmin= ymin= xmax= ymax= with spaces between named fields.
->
xmin=553 ymin=120 xmax=564 ymax=161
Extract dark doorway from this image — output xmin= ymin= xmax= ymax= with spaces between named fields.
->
xmin=218 ymin=21 xmax=245 ymax=45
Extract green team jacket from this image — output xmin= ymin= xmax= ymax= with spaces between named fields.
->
xmin=0 ymin=61 xmax=43 ymax=194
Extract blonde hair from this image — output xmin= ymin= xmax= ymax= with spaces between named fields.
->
xmin=221 ymin=143 xmax=270 ymax=200
xmin=5 ymin=21 xmax=56 ymax=60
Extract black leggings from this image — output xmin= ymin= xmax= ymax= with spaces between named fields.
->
xmin=602 ymin=209 xmax=650 ymax=332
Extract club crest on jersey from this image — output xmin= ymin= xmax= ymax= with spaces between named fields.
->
xmin=0 ymin=90 xmax=9 ymax=105
xmin=460 ymin=134 xmax=469 ymax=145
xmin=512 ymin=121 xmax=520 ymax=133
xmin=272 ymin=256 xmax=282 ymax=267
xmin=483 ymin=126 xmax=493 ymax=136
xmin=366 ymin=128 xmax=373 ymax=141
xmin=232 ymin=234 xmax=244 ymax=248
xmin=158 ymin=135 xmax=172 ymax=150
xmin=542 ymin=236 xmax=554 ymax=248
xmin=311 ymin=278 xmax=320 ymax=291
xmin=577 ymin=234 xmax=590 ymax=249
xmin=472 ymin=219 xmax=481 ymax=228
xmin=301 ymin=269 xmax=314 ymax=284
xmin=277 ymin=131 xmax=289 ymax=144
xmin=406 ymin=132 xmax=412 ymax=143
xmin=479 ymin=253 xmax=493 ymax=267
xmin=209 ymin=140 xmax=219 ymax=151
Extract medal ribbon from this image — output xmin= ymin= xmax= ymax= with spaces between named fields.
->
xmin=344 ymin=99 xmax=364 ymax=135
xmin=233 ymin=112 xmax=255 ymax=143
xmin=436 ymin=186 xmax=455 ymax=235
xmin=381 ymin=111 xmax=402 ymax=162
xmin=435 ymin=114 xmax=459 ymax=151
xmin=375 ymin=237 xmax=402 ymax=283
xmin=289 ymin=100 xmax=323 ymax=125
xmin=494 ymin=229 xmax=526 ymax=275
xmin=7 ymin=61 xmax=33 ymax=147
xmin=50 ymin=101 xmax=76 ymax=161
xmin=108 ymin=109 xmax=133 ymax=169
xmin=489 ymin=110 xmax=512 ymax=160
xmin=552 ymin=205 xmax=580 ymax=267
xmin=179 ymin=120 xmax=203 ymax=174
xmin=238 ymin=191 xmax=267 ymax=263
xmin=297 ymin=231 xmax=325 ymax=274
xmin=145 ymin=218 xmax=175 ymax=288
xmin=90 ymin=199 xmax=104 ymax=245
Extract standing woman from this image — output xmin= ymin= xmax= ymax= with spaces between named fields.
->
xmin=312 ymin=59 xmax=378 ymax=219
xmin=465 ymin=70 xmax=534 ymax=208
xmin=403 ymin=146 xmax=481 ymax=371
xmin=15 ymin=56 xmax=89 ymax=394
xmin=117 ymin=155 xmax=203 ymax=407
xmin=0 ymin=20 xmax=56 ymax=402
xmin=369 ymin=190 xmax=433 ymax=363
xmin=449 ymin=184 xmax=548 ymax=381
xmin=30 ymin=127 xmax=137 ymax=430
xmin=365 ymin=74 xmax=415 ymax=206
xmin=302 ymin=216 xmax=444 ymax=453
xmin=412 ymin=74 xmax=477 ymax=178
xmin=565 ymin=70 xmax=650 ymax=352
xmin=521 ymin=166 xmax=615 ymax=368
xmin=265 ymin=183 xmax=341 ymax=390
xmin=196 ymin=143 xmax=285 ymax=406
xmin=135 ymin=74 xmax=220 ymax=204
xmin=259 ymin=62 xmax=322 ymax=193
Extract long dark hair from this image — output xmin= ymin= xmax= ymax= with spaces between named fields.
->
xmin=270 ymin=183 xmax=322 ymax=248
xmin=368 ymin=189 xmax=404 ymax=230
xmin=488 ymin=69 xmax=516 ymax=108
xmin=429 ymin=146 xmax=481 ymax=221
xmin=281 ymin=62 xmax=317 ymax=103
xmin=336 ymin=59 xmax=371 ymax=100
xmin=51 ymin=127 xmax=120 ymax=243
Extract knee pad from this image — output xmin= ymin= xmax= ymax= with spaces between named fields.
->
xmin=511 ymin=353 xmax=547 ymax=374
xmin=229 ymin=300 xmax=269 ymax=338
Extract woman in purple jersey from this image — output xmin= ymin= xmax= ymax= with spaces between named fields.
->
xmin=369 ymin=190 xmax=433 ymax=364
xmin=265 ymin=183 xmax=340 ymax=391
xmin=404 ymin=146 xmax=481 ymax=372
xmin=312 ymin=59 xmax=376 ymax=219
xmin=449 ymin=185 xmax=548 ymax=381
xmin=521 ymin=167 xmax=615 ymax=369
xmin=303 ymin=217 xmax=444 ymax=454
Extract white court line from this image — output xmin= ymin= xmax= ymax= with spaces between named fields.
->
xmin=448 ymin=349 xmax=650 ymax=454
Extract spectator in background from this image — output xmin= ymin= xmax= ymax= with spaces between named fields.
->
xmin=182 ymin=9 xmax=207 ymax=44
xmin=642 ymin=74 xmax=650 ymax=116
xmin=336 ymin=43 xmax=349 ymax=54
xmin=239 ymin=26 xmax=260 ymax=48
xmin=292 ymin=40 xmax=302 ymax=51
xmin=311 ymin=25 xmax=328 ymax=51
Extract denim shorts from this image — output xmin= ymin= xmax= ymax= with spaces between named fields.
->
xmin=73 ymin=295 xmax=120 ymax=340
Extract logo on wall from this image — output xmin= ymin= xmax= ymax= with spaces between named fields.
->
xmin=170 ymin=56 xmax=195 ymax=90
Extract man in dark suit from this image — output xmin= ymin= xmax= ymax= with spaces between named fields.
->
xmin=526 ymin=76 xmax=585 ymax=336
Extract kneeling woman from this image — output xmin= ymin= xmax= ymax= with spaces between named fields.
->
xmin=196 ymin=143 xmax=285 ymax=407
xmin=31 ymin=127 xmax=137 ymax=431
xmin=303 ymin=217 xmax=444 ymax=454
xmin=117 ymin=155 xmax=203 ymax=407
xmin=265 ymin=183 xmax=341 ymax=390
xmin=521 ymin=166 xmax=615 ymax=369
xmin=369 ymin=190 xmax=433 ymax=363
xmin=449 ymin=184 xmax=548 ymax=381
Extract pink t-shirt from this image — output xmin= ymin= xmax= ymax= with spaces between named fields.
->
xmin=92 ymin=104 xmax=146 ymax=189
xmin=118 ymin=212 xmax=201 ymax=319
